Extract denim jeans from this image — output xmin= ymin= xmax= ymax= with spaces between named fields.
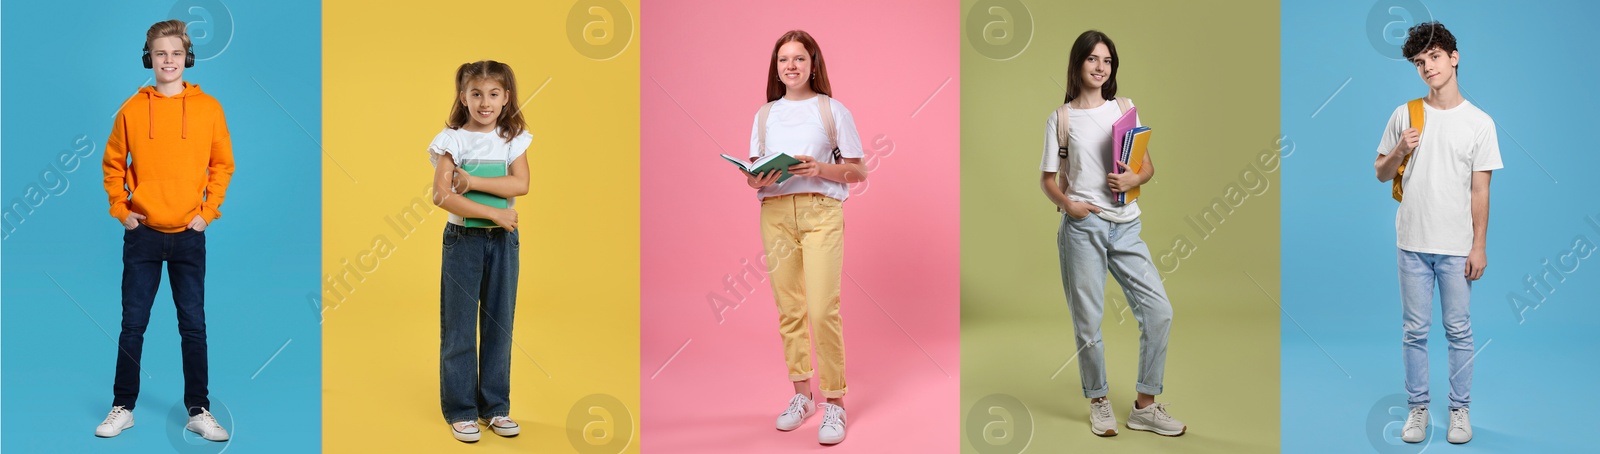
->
xmin=439 ymin=223 xmax=519 ymax=423
xmin=113 ymin=225 xmax=209 ymax=416
xmin=1057 ymin=213 xmax=1173 ymax=398
xmin=1398 ymin=248 xmax=1473 ymax=409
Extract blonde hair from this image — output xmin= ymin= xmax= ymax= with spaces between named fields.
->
xmin=145 ymin=19 xmax=192 ymax=51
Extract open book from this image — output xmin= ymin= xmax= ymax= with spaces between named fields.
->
xmin=721 ymin=153 xmax=802 ymax=184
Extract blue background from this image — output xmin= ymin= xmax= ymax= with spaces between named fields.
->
xmin=2 ymin=0 xmax=321 ymax=452
xmin=1282 ymin=1 xmax=1600 ymax=453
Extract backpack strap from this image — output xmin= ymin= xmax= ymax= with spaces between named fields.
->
xmin=816 ymin=94 xmax=841 ymax=161
xmin=1053 ymin=103 xmax=1073 ymax=212
xmin=1392 ymin=98 xmax=1425 ymax=202
xmin=755 ymin=101 xmax=776 ymax=158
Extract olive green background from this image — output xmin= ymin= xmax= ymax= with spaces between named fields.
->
xmin=959 ymin=1 xmax=1280 ymax=453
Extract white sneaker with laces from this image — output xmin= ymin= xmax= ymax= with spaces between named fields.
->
xmin=1447 ymin=407 xmax=1471 ymax=444
xmin=451 ymin=420 xmax=481 ymax=443
xmin=1126 ymin=401 xmax=1185 ymax=436
xmin=775 ymin=393 xmax=815 ymax=431
xmin=817 ymin=402 xmax=846 ymax=445
xmin=482 ymin=415 xmax=520 ymax=437
xmin=95 ymin=406 xmax=135 ymax=438
xmin=1401 ymin=405 xmax=1428 ymax=443
xmin=185 ymin=408 xmax=229 ymax=442
xmin=1088 ymin=399 xmax=1117 ymax=436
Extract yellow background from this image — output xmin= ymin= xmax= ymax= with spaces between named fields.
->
xmin=322 ymin=1 xmax=639 ymax=452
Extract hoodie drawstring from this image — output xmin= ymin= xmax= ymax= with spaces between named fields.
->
xmin=145 ymin=83 xmax=191 ymax=139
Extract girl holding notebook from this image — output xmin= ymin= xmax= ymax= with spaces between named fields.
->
xmin=427 ymin=60 xmax=531 ymax=443
xmin=738 ymin=29 xmax=867 ymax=445
xmin=1038 ymin=30 xmax=1185 ymax=438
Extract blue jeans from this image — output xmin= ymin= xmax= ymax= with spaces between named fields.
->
xmin=1057 ymin=213 xmax=1173 ymax=398
xmin=1398 ymin=248 xmax=1473 ymax=409
xmin=439 ymin=224 xmax=519 ymax=423
xmin=113 ymin=225 xmax=209 ymax=416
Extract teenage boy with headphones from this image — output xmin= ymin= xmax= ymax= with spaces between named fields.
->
xmin=95 ymin=19 xmax=234 ymax=442
xmin=1372 ymin=21 xmax=1500 ymax=445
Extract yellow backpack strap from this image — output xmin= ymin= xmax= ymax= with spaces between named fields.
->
xmin=1408 ymin=98 xmax=1426 ymax=132
xmin=1392 ymin=98 xmax=1425 ymax=202
xmin=1115 ymin=97 xmax=1132 ymax=115
xmin=756 ymin=101 xmax=775 ymax=158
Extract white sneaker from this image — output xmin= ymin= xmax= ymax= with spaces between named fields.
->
xmin=775 ymin=393 xmax=815 ymax=431
xmin=1126 ymin=401 xmax=1185 ymax=436
xmin=1447 ymin=407 xmax=1472 ymax=444
xmin=95 ymin=406 xmax=135 ymax=438
xmin=451 ymin=421 xmax=481 ymax=443
xmin=185 ymin=408 xmax=229 ymax=442
xmin=1088 ymin=399 xmax=1117 ymax=436
xmin=482 ymin=416 xmax=520 ymax=437
xmin=817 ymin=402 xmax=846 ymax=445
xmin=1401 ymin=405 xmax=1428 ymax=443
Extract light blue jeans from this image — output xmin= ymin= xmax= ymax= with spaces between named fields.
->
xmin=1398 ymin=248 xmax=1473 ymax=409
xmin=1057 ymin=213 xmax=1173 ymax=398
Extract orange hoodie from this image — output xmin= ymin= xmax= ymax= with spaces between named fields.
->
xmin=103 ymin=82 xmax=235 ymax=233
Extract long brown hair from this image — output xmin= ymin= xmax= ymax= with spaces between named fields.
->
xmin=1064 ymin=30 xmax=1118 ymax=104
xmin=765 ymin=30 xmax=833 ymax=103
xmin=446 ymin=60 xmax=527 ymax=142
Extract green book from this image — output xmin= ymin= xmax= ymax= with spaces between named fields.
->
xmin=722 ymin=153 xmax=802 ymax=184
xmin=460 ymin=160 xmax=508 ymax=228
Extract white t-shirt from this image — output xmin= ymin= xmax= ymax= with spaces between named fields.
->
xmin=748 ymin=95 xmax=865 ymax=201
xmin=428 ymin=127 xmax=534 ymax=227
xmin=1376 ymin=100 xmax=1502 ymax=256
xmin=1040 ymin=100 xmax=1141 ymax=223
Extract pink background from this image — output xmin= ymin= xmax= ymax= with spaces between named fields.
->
xmin=639 ymin=0 xmax=960 ymax=452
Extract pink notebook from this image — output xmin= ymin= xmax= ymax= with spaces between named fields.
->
xmin=1111 ymin=105 xmax=1139 ymax=165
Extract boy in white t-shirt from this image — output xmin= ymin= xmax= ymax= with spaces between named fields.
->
xmin=1372 ymin=21 xmax=1502 ymax=446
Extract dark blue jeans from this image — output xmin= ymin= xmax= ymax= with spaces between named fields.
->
xmin=112 ymin=225 xmax=209 ymax=416
xmin=439 ymin=224 xmax=518 ymax=423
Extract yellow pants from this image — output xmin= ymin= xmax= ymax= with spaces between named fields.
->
xmin=760 ymin=193 xmax=848 ymax=398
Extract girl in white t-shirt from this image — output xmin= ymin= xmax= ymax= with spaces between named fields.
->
xmin=739 ymin=30 xmax=866 ymax=446
xmin=427 ymin=60 xmax=532 ymax=443
xmin=1039 ymin=30 xmax=1185 ymax=438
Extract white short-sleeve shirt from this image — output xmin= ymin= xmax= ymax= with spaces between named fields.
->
xmin=748 ymin=95 xmax=865 ymax=202
xmin=1040 ymin=100 xmax=1141 ymax=223
xmin=1375 ymin=100 xmax=1502 ymax=256
xmin=428 ymin=127 xmax=533 ymax=226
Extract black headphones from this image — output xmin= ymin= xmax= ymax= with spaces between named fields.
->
xmin=143 ymin=40 xmax=195 ymax=69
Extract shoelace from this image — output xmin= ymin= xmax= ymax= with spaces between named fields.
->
xmin=1405 ymin=407 xmax=1427 ymax=431
xmin=489 ymin=416 xmax=517 ymax=428
xmin=1092 ymin=401 xmax=1114 ymax=420
xmin=821 ymin=404 xmax=845 ymax=428
xmin=454 ymin=421 xmax=480 ymax=433
xmin=195 ymin=410 xmax=221 ymax=429
xmin=1449 ymin=409 xmax=1468 ymax=430
xmin=102 ymin=406 xmax=129 ymax=425
xmin=1143 ymin=403 xmax=1174 ymax=422
xmin=782 ymin=395 xmax=809 ymax=418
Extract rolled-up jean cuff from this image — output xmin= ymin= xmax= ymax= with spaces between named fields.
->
xmin=789 ymin=371 xmax=813 ymax=382
xmin=821 ymin=387 xmax=847 ymax=399
xmin=1084 ymin=385 xmax=1110 ymax=399
xmin=1136 ymin=383 xmax=1163 ymax=396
